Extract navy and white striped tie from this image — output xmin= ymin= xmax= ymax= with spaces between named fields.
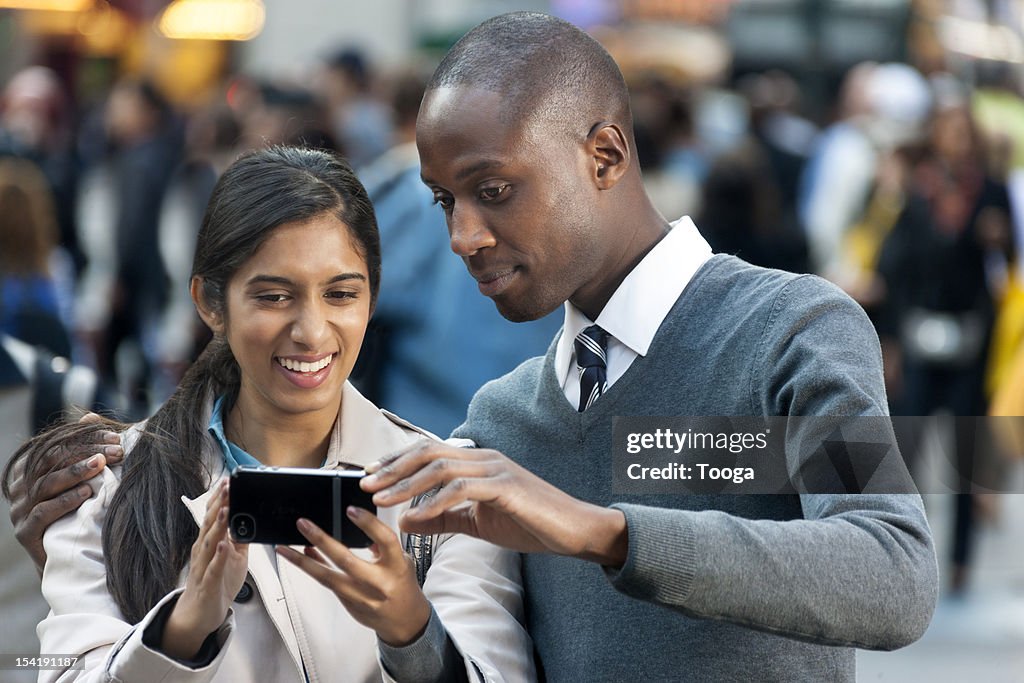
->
xmin=574 ymin=324 xmax=610 ymax=412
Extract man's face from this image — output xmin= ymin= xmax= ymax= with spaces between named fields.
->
xmin=416 ymin=87 xmax=612 ymax=322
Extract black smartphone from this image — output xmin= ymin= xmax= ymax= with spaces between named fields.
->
xmin=228 ymin=466 xmax=376 ymax=547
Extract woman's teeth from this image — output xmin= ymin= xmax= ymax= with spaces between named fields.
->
xmin=277 ymin=355 xmax=333 ymax=373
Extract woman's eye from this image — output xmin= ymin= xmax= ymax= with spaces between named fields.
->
xmin=326 ymin=290 xmax=358 ymax=300
xmin=256 ymin=294 xmax=288 ymax=303
xmin=479 ymin=184 xmax=510 ymax=201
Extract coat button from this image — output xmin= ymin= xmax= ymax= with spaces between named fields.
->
xmin=234 ymin=581 xmax=253 ymax=603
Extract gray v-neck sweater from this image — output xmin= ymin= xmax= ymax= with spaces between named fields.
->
xmin=454 ymin=255 xmax=937 ymax=682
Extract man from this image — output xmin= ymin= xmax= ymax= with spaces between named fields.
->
xmin=11 ymin=12 xmax=936 ymax=682
xmin=359 ymin=12 xmax=937 ymax=681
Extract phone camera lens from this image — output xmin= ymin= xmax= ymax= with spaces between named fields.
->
xmin=231 ymin=514 xmax=255 ymax=541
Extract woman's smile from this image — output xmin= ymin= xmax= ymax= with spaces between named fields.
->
xmin=275 ymin=353 xmax=336 ymax=389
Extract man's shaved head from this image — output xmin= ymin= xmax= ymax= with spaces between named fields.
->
xmin=426 ymin=12 xmax=632 ymax=140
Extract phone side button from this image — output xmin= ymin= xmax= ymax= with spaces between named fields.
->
xmin=234 ymin=580 xmax=254 ymax=604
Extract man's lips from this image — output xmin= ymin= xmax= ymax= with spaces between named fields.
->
xmin=472 ymin=267 xmax=519 ymax=297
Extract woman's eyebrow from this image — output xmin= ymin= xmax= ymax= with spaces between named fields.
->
xmin=243 ymin=273 xmax=367 ymax=287
xmin=326 ymin=273 xmax=367 ymax=284
xmin=244 ymin=274 xmax=293 ymax=286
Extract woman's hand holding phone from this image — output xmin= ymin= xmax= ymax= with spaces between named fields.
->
xmin=277 ymin=507 xmax=432 ymax=647
xmin=162 ymin=479 xmax=249 ymax=659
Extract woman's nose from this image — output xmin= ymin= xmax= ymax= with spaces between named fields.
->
xmin=290 ymin=301 xmax=330 ymax=347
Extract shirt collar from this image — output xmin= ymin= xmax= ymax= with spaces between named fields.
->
xmin=556 ymin=215 xmax=713 ymax=366
xmin=207 ymin=395 xmax=263 ymax=471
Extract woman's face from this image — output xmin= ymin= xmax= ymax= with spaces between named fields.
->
xmin=217 ymin=212 xmax=371 ymax=422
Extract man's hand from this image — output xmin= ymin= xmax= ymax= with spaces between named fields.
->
xmin=360 ymin=442 xmax=629 ymax=567
xmin=8 ymin=413 xmax=124 ymax=574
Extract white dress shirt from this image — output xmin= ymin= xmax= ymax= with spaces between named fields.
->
xmin=555 ymin=216 xmax=713 ymax=408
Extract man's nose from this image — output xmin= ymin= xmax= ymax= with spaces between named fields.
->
xmin=448 ymin=205 xmax=497 ymax=257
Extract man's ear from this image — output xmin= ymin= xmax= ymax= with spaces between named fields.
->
xmin=588 ymin=122 xmax=630 ymax=190
xmin=190 ymin=276 xmax=224 ymax=334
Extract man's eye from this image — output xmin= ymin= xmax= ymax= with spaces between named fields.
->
xmin=432 ymin=194 xmax=454 ymax=211
xmin=326 ymin=290 xmax=358 ymax=300
xmin=256 ymin=294 xmax=288 ymax=303
xmin=479 ymin=184 xmax=510 ymax=201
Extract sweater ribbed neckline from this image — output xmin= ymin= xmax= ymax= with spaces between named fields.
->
xmin=540 ymin=254 xmax=730 ymax=427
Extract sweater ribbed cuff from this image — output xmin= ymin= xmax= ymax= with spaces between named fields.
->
xmin=604 ymin=503 xmax=699 ymax=607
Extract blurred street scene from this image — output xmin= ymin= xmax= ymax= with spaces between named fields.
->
xmin=1 ymin=0 xmax=1024 ymax=680
xmin=859 ymin=492 xmax=1024 ymax=682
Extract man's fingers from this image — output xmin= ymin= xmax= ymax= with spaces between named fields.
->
xmin=16 ymin=485 xmax=92 ymax=539
xmin=369 ymin=457 xmax=493 ymax=507
xmin=403 ymin=476 xmax=501 ymax=523
xmin=31 ymin=454 xmax=107 ymax=503
xmin=362 ymin=441 xmax=483 ymax=487
xmin=8 ymin=456 xmax=26 ymax=490
xmin=362 ymin=440 xmax=433 ymax=476
xmin=96 ymin=442 xmax=124 ymax=464
xmin=398 ymin=507 xmax=475 ymax=537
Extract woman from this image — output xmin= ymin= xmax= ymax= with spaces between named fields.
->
xmin=7 ymin=147 xmax=532 ymax=682
xmin=877 ymin=100 xmax=1014 ymax=593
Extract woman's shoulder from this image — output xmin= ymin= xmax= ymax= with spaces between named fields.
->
xmin=119 ymin=419 xmax=149 ymax=458
xmin=378 ymin=409 xmax=442 ymax=442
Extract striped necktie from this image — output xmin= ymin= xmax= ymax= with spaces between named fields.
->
xmin=574 ymin=324 xmax=610 ymax=412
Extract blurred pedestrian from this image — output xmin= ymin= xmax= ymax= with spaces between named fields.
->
xmin=0 ymin=157 xmax=72 ymax=358
xmin=0 ymin=67 xmax=81 ymax=272
xmin=75 ymin=79 xmax=182 ymax=416
xmin=318 ymin=48 xmax=393 ymax=168
xmin=878 ymin=93 xmax=1015 ymax=593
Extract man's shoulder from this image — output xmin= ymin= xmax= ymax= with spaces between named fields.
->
xmin=455 ymin=352 xmax=552 ymax=434
xmin=473 ymin=353 xmax=549 ymax=401
xmin=693 ymin=255 xmax=855 ymax=319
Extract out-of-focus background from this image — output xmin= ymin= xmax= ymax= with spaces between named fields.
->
xmin=0 ymin=1 xmax=1022 ymax=680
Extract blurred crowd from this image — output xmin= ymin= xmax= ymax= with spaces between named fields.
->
xmin=2 ymin=36 xmax=1024 ymax=589
xmin=0 ymin=48 xmax=565 ymax=438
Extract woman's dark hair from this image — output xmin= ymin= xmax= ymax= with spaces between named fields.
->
xmin=2 ymin=146 xmax=380 ymax=622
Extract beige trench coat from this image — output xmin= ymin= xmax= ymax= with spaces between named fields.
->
xmin=37 ymin=382 xmax=535 ymax=682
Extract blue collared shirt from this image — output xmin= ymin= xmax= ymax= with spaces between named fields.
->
xmin=207 ymin=396 xmax=262 ymax=471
